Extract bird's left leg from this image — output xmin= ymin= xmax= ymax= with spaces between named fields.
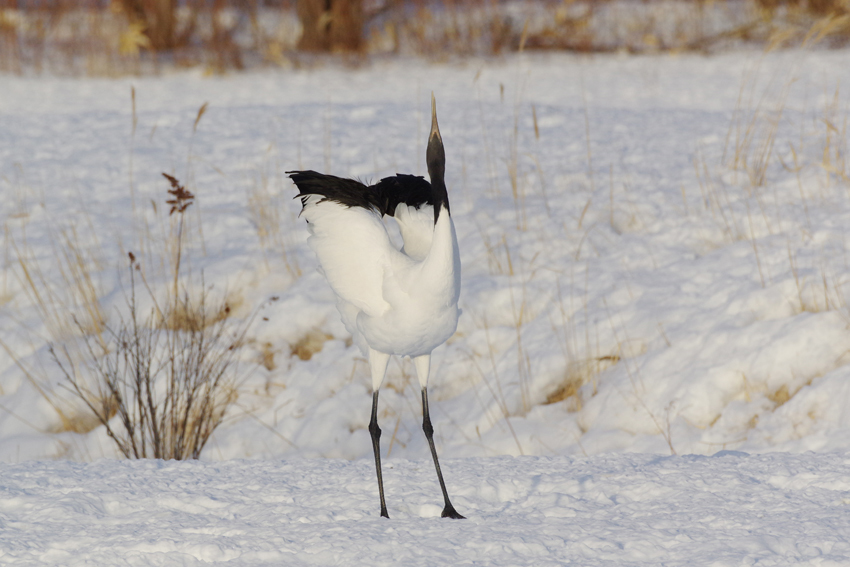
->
xmin=413 ymin=354 xmax=465 ymax=519
xmin=369 ymin=348 xmax=391 ymax=518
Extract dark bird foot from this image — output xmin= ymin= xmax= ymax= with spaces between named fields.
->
xmin=441 ymin=504 xmax=465 ymax=519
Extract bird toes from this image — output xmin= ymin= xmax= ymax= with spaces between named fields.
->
xmin=441 ymin=505 xmax=465 ymax=519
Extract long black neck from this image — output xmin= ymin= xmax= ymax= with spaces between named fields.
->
xmin=430 ymin=177 xmax=449 ymax=223
xmin=427 ymin=135 xmax=449 ymax=223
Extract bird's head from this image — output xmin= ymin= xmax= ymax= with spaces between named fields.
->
xmin=426 ymin=93 xmax=449 ymax=221
xmin=426 ymin=94 xmax=446 ymax=184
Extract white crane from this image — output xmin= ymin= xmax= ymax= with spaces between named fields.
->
xmin=288 ymin=94 xmax=464 ymax=519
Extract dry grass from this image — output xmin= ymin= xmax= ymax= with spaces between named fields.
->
xmin=722 ymin=61 xmax=795 ymax=191
xmin=817 ymin=83 xmax=850 ymax=188
xmin=698 ymin=17 xmax=849 ymax=230
xmin=786 ymin=244 xmax=847 ymax=314
xmin=36 ymin=167 xmax=254 ymax=458
xmin=2 ymin=215 xmax=113 ymax=434
xmin=692 ymin=71 xmax=790 ymax=291
xmin=0 ymin=0 xmax=295 ymax=76
xmin=50 ymin=258 xmax=249 ymax=460
xmin=545 ymin=355 xmax=620 ymax=411
xmin=373 ymin=0 xmax=845 ymax=57
xmin=688 ymin=59 xmax=850 ymax=446
xmin=4 ymin=1 xmax=850 ymax=76
xmin=290 ymin=328 xmax=334 ymax=361
xmin=163 ymin=289 xmax=242 ymax=332
xmin=0 ymin=333 xmax=99 ymax=435
xmin=134 ymin=171 xmax=239 ymax=333
xmin=259 ymin=341 xmax=277 ymax=371
xmin=10 ymin=221 xmax=106 ymax=342
xmin=463 ymin=316 xmax=526 ymax=455
xmin=3 ymin=164 xmax=251 ymax=445
xmin=545 ymin=274 xmax=620 ymax=412
xmin=246 ymin=154 xmax=302 ymax=279
xmin=767 ymin=383 xmax=791 ymax=406
xmin=695 ymin=57 xmax=849 ymax=298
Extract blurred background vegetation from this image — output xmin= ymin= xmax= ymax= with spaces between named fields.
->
xmin=1 ymin=0 xmax=849 ymax=75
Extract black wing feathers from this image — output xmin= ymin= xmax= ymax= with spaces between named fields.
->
xmin=288 ymin=170 xmax=435 ymax=219
xmin=287 ymin=170 xmax=383 ymax=212
xmin=372 ymin=174 xmax=434 ymax=217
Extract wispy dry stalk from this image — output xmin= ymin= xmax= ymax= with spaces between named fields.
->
xmin=0 ymin=333 xmax=82 ymax=433
xmin=246 ymin=160 xmax=302 ymax=278
xmin=606 ymin=306 xmax=677 ymax=456
xmin=162 ymin=172 xmax=195 ymax=298
xmin=128 ymin=86 xmax=138 ymax=213
xmin=581 ymin=73 xmax=596 ymax=195
xmin=745 ymin=200 xmax=767 ymax=288
xmin=504 ymin=73 xmax=530 ymax=231
xmin=819 ymin=84 xmax=849 ymax=189
xmin=10 ymin=219 xmax=106 ymax=342
xmin=506 ymin=266 xmax=534 ymax=414
xmin=4 ymin=188 xmax=113 ymax=433
xmin=464 ymin=316 xmax=525 ymax=456
xmin=546 ymin=272 xmax=614 ymax=411
xmin=723 ymin=65 xmax=793 ymax=191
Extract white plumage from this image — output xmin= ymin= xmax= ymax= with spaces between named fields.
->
xmin=300 ymin=195 xmax=460 ymax=366
xmin=288 ymin=94 xmax=464 ymax=519
xmin=394 ymin=202 xmax=439 ymax=261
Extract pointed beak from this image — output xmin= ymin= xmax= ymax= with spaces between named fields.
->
xmin=430 ymin=92 xmax=442 ymax=145
xmin=425 ymin=92 xmax=449 ymax=218
xmin=426 ymin=92 xmax=446 ymax=191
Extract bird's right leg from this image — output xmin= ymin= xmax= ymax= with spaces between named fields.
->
xmin=413 ymin=354 xmax=465 ymax=519
xmin=368 ymin=349 xmax=391 ymax=518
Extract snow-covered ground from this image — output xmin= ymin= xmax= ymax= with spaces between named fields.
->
xmin=2 ymin=48 xmax=850 ymax=563
xmin=3 ymin=452 xmax=850 ymax=565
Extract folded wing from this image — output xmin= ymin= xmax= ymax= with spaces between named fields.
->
xmin=289 ymin=171 xmax=396 ymax=320
xmin=374 ymin=174 xmax=436 ymax=262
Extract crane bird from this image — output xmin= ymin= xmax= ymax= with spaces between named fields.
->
xmin=287 ymin=95 xmax=464 ymax=520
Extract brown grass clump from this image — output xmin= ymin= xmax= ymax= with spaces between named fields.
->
xmin=545 ymin=355 xmax=620 ymax=411
xmin=163 ymin=291 xmax=241 ymax=332
xmin=768 ymin=383 xmax=791 ymax=406
xmin=6 ymin=162 xmax=253 ymax=458
xmin=545 ymin=376 xmax=583 ymax=407
xmin=51 ymin=256 xmax=249 ymax=460
xmin=259 ymin=341 xmax=277 ymax=371
xmin=50 ymin=395 xmax=119 ymax=435
xmin=290 ymin=328 xmax=334 ymax=361
xmin=767 ymin=376 xmax=816 ymax=409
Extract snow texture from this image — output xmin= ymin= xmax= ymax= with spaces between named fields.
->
xmin=2 ymin=47 xmax=850 ymax=564
xmin=2 ymin=452 xmax=850 ymax=565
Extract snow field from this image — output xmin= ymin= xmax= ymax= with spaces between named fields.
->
xmin=1 ymin=50 xmax=850 ymax=464
xmin=3 ymin=49 xmax=850 ymax=565
xmin=2 ymin=452 xmax=850 ymax=566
